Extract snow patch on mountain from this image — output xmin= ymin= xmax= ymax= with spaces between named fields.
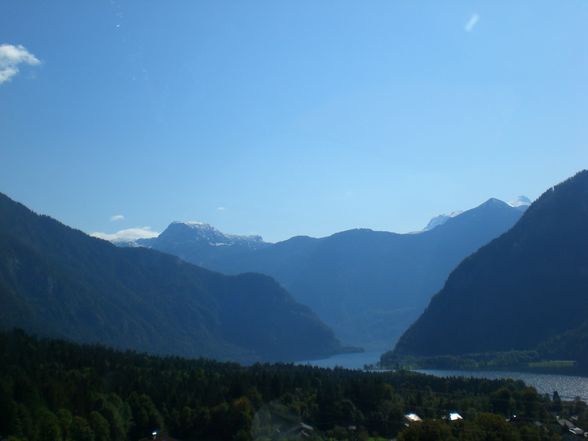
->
xmin=423 ymin=211 xmax=463 ymax=231
xmin=170 ymin=221 xmax=265 ymax=244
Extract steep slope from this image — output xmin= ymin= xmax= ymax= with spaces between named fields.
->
xmin=0 ymin=192 xmax=343 ymax=362
xmin=141 ymin=199 xmax=526 ymax=349
xmin=391 ymin=170 xmax=588 ymax=358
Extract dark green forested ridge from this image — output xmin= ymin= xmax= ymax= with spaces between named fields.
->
xmin=0 ymin=330 xmax=576 ymax=441
xmin=0 ymin=191 xmax=342 ymax=362
xmin=387 ymin=170 xmax=588 ymax=364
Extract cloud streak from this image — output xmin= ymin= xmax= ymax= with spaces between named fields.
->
xmin=110 ymin=214 xmax=125 ymax=222
xmin=464 ymin=13 xmax=480 ymax=32
xmin=91 ymin=227 xmax=159 ymax=243
xmin=0 ymin=44 xmax=40 ymax=84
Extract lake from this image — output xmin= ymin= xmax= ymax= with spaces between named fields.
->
xmin=297 ymin=352 xmax=588 ymax=401
xmin=296 ymin=350 xmax=383 ymax=370
xmin=419 ymin=369 xmax=588 ymax=402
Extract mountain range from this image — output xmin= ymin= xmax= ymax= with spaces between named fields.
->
xmin=132 ymin=197 xmax=529 ymax=350
xmin=0 ymin=192 xmax=345 ymax=362
xmin=134 ymin=221 xmax=270 ymax=265
xmin=387 ymin=170 xmax=588 ymax=366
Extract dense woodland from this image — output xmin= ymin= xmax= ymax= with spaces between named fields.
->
xmin=1 ymin=330 xmax=585 ymax=441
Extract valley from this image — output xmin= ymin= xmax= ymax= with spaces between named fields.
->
xmin=121 ymin=197 xmax=528 ymax=351
xmin=1 ymin=3 xmax=585 ymax=439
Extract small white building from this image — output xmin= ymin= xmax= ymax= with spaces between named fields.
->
xmin=570 ymin=427 xmax=584 ymax=436
xmin=449 ymin=412 xmax=463 ymax=421
xmin=404 ymin=413 xmax=423 ymax=424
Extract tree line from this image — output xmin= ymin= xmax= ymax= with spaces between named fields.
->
xmin=0 ymin=330 xmax=578 ymax=440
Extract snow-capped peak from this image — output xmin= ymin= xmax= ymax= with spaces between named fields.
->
xmin=165 ymin=221 xmax=265 ymax=245
xmin=423 ymin=210 xmax=463 ymax=231
xmin=174 ymin=220 xmax=212 ymax=228
xmin=508 ymin=195 xmax=532 ymax=208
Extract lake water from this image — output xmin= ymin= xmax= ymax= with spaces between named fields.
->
xmin=296 ymin=350 xmax=383 ymax=370
xmin=296 ymin=352 xmax=588 ymax=401
xmin=418 ymin=369 xmax=588 ymax=402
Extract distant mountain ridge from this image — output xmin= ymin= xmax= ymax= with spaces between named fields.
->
xmin=388 ymin=170 xmax=588 ymax=364
xmin=143 ymin=221 xmax=266 ymax=247
xmin=0 ymin=192 xmax=344 ymax=362
xmin=131 ymin=197 xmax=528 ymax=350
xmin=135 ymin=221 xmax=270 ymax=266
xmin=423 ymin=211 xmax=463 ymax=231
xmin=422 ymin=196 xmax=529 ymax=232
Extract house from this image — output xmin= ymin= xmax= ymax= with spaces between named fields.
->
xmin=557 ymin=417 xmax=584 ymax=436
xmin=558 ymin=417 xmax=576 ymax=430
xmin=570 ymin=427 xmax=584 ymax=436
xmin=404 ymin=413 xmax=423 ymax=425
xmin=449 ymin=412 xmax=463 ymax=421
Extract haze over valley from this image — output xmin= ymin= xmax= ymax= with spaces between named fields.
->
xmin=1 ymin=2 xmax=587 ymax=440
xmin=101 ymin=195 xmax=530 ymax=350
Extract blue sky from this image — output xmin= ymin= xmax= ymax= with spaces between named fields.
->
xmin=1 ymin=1 xmax=587 ymax=242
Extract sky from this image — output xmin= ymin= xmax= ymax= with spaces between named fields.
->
xmin=1 ymin=1 xmax=587 ymax=242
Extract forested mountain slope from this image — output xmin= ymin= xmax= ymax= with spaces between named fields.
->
xmin=391 ymin=170 xmax=588 ymax=359
xmin=0 ymin=192 xmax=343 ymax=362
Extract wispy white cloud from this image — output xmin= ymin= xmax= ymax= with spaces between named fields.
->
xmin=0 ymin=44 xmax=40 ymax=84
xmin=216 ymin=206 xmax=226 ymax=211
xmin=110 ymin=214 xmax=125 ymax=222
xmin=91 ymin=226 xmax=159 ymax=242
xmin=464 ymin=13 xmax=480 ymax=32
xmin=508 ymin=195 xmax=532 ymax=208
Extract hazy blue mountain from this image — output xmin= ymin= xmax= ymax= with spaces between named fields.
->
xmin=390 ymin=170 xmax=588 ymax=359
xmin=140 ymin=198 xmax=527 ymax=350
xmin=423 ymin=210 xmax=463 ymax=231
xmin=0 ymin=192 xmax=344 ymax=362
xmin=137 ymin=221 xmax=270 ymax=265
